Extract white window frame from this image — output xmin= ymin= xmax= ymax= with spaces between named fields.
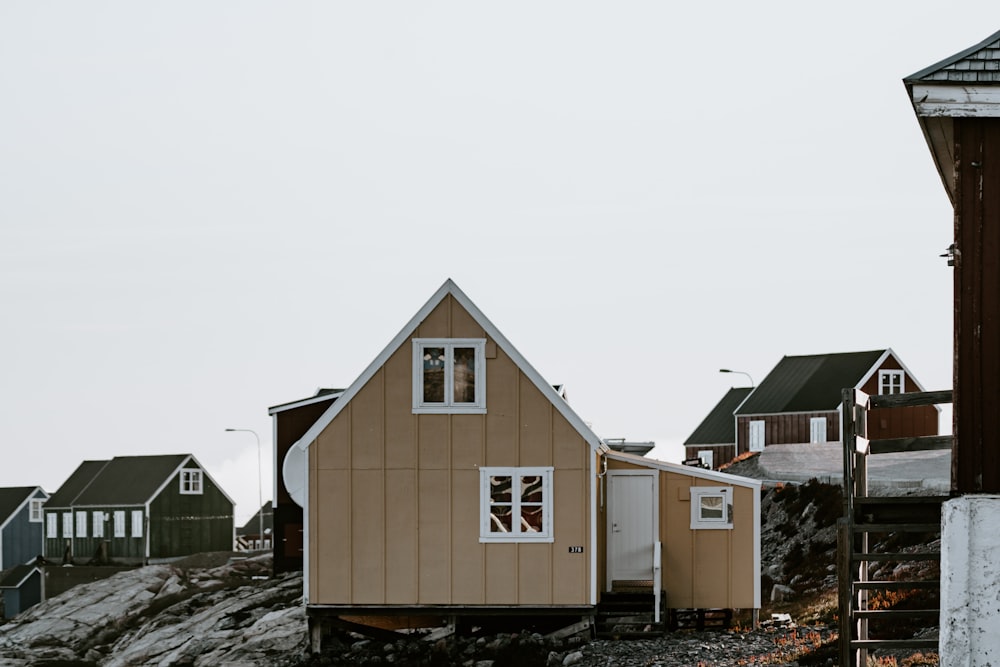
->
xmin=809 ymin=417 xmax=828 ymax=443
xmin=76 ymin=511 xmax=88 ymax=538
xmin=690 ymin=486 xmax=734 ymax=530
xmin=180 ymin=469 xmax=203 ymax=495
xmin=697 ymin=450 xmax=714 ymax=470
xmin=46 ymin=513 xmax=58 ymax=538
xmin=92 ymin=511 xmax=104 ymax=538
xmin=879 ymin=370 xmax=905 ymax=395
xmin=412 ymin=338 xmax=487 ymax=413
xmin=749 ymin=420 xmax=765 ymax=452
xmin=29 ymin=499 xmax=44 ymax=522
xmin=62 ymin=512 xmax=73 ymax=538
xmin=479 ymin=466 xmax=553 ymax=543
xmin=114 ymin=511 xmax=126 ymax=538
xmin=131 ymin=510 xmax=144 ymax=537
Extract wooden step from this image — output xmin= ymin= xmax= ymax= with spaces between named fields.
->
xmin=850 ymin=639 xmax=939 ymax=649
xmin=853 ymin=580 xmax=940 ymax=591
xmin=852 ymin=609 xmax=939 ymax=619
xmin=851 ymin=551 xmax=939 ymax=562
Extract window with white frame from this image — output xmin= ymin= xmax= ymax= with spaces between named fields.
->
xmin=809 ymin=417 xmax=828 ymax=443
xmin=131 ymin=510 xmax=144 ymax=537
xmin=480 ymin=467 xmax=553 ymax=542
xmin=92 ymin=511 xmax=104 ymax=538
xmin=47 ymin=513 xmax=58 ymax=538
xmin=412 ymin=339 xmax=486 ymax=413
xmin=180 ymin=469 xmax=203 ymax=495
xmin=29 ymin=498 xmax=44 ymax=522
xmin=690 ymin=486 xmax=734 ymax=530
xmin=879 ymin=370 xmax=905 ymax=395
xmin=698 ymin=450 xmax=714 ymax=470
xmin=62 ymin=512 xmax=73 ymax=538
xmin=76 ymin=511 xmax=87 ymax=538
xmin=749 ymin=420 xmax=765 ymax=452
xmin=114 ymin=511 xmax=126 ymax=538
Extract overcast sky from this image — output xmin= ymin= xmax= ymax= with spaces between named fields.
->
xmin=1 ymin=3 xmax=988 ymax=523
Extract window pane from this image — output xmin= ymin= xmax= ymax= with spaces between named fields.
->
xmin=452 ymin=347 xmax=476 ymax=403
xmin=521 ymin=505 xmax=543 ymax=533
xmin=422 ymin=347 xmax=446 ymax=403
xmin=700 ymin=496 xmax=724 ymax=520
xmin=520 ymin=476 xmax=543 ymax=503
xmin=490 ymin=476 xmax=512 ymax=503
xmin=490 ymin=506 xmax=513 ymax=532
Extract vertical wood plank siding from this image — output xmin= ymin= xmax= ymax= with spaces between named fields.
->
xmin=601 ymin=458 xmax=757 ymax=609
xmin=310 ymin=295 xmax=591 ymax=606
xmin=149 ymin=467 xmax=235 ymax=558
xmin=954 ymin=118 xmax=1000 ymax=492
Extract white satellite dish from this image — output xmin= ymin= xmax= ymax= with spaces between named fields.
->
xmin=282 ymin=445 xmax=306 ymax=508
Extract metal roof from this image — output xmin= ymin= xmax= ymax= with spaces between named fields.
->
xmin=736 ymin=350 xmax=887 ymax=415
xmin=905 ymin=29 xmax=1000 ymax=83
xmin=0 ymin=487 xmax=38 ymax=523
xmin=45 ymin=460 xmax=110 ymax=508
xmin=684 ymin=387 xmax=753 ymax=445
xmin=71 ymin=455 xmax=191 ymax=506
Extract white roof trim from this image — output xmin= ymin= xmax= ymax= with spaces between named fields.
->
xmin=148 ymin=455 xmax=238 ymax=508
xmin=0 ymin=487 xmax=48 ymax=531
xmin=268 ymin=391 xmax=344 ymax=415
xmin=855 ymin=348 xmax=938 ymax=411
xmin=0 ymin=566 xmax=41 ymax=589
xmin=604 ymin=450 xmax=762 ymax=490
xmin=293 ymin=279 xmax=604 ymax=454
xmin=911 ymin=83 xmax=1000 ymax=118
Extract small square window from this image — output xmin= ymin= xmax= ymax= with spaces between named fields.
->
xmin=114 ymin=511 xmax=126 ymax=537
xmin=690 ymin=486 xmax=733 ymax=530
xmin=180 ymin=469 xmax=203 ymax=495
xmin=76 ymin=511 xmax=88 ymax=538
xmin=413 ymin=339 xmax=486 ymax=413
xmin=480 ymin=467 xmax=553 ymax=542
xmin=46 ymin=513 xmax=58 ymax=538
xmin=92 ymin=511 xmax=105 ymax=538
xmin=131 ymin=510 xmax=144 ymax=537
xmin=879 ymin=370 xmax=904 ymax=395
xmin=62 ymin=512 xmax=73 ymax=538
xmin=29 ymin=499 xmax=44 ymax=522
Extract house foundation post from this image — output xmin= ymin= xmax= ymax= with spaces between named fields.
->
xmin=308 ymin=615 xmax=323 ymax=654
xmin=939 ymin=495 xmax=1000 ymax=666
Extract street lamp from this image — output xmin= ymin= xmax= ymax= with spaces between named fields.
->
xmin=719 ymin=368 xmax=755 ymax=387
xmin=225 ymin=428 xmax=264 ymax=551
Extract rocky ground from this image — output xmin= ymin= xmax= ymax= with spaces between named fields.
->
xmin=0 ymin=456 xmax=940 ymax=666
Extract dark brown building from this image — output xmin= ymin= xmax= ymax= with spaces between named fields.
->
xmin=268 ymin=389 xmax=342 ymax=574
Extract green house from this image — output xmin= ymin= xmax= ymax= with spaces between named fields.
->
xmin=42 ymin=455 xmax=234 ymax=564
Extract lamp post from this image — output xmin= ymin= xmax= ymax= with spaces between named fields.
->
xmin=225 ymin=428 xmax=264 ymax=551
xmin=719 ymin=368 xmax=755 ymax=387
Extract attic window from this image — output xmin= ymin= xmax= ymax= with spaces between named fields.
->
xmin=412 ymin=339 xmax=486 ymax=413
xmin=29 ymin=499 xmax=44 ymax=522
xmin=480 ymin=467 xmax=553 ymax=543
xmin=879 ymin=370 xmax=904 ymax=395
xmin=180 ymin=469 xmax=203 ymax=495
xmin=690 ymin=486 xmax=733 ymax=530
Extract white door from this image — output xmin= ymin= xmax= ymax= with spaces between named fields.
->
xmin=810 ymin=417 xmax=827 ymax=443
xmin=749 ymin=420 xmax=765 ymax=452
xmin=607 ymin=472 xmax=657 ymax=585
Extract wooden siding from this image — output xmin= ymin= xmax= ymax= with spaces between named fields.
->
xmin=953 ymin=117 xmax=1000 ymax=492
xmin=308 ymin=295 xmax=592 ymax=607
xmin=684 ymin=445 xmax=736 ymax=470
xmin=859 ymin=357 xmax=939 ymax=441
xmin=1 ymin=495 xmax=44 ymax=570
xmin=602 ymin=458 xmax=757 ymax=609
xmin=149 ymin=464 xmax=234 ymax=559
xmin=735 ymin=411 xmax=839 ymax=454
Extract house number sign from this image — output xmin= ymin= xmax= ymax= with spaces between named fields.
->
xmin=568 ymin=546 xmax=584 ymax=553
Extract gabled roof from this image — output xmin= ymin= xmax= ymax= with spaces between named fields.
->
xmin=905 ymin=29 xmax=1000 ymax=84
xmin=45 ymin=460 xmax=110 ymax=508
xmin=684 ymin=387 xmax=753 ymax=446
xmin=293 ymin=279 xmax=605 ymax=454
xmin=736 ymin=350 xmax=889 ymax=415
xmin=237 ymin=501 xmax=273 ymax=536
xmin=47 ymin=455 xmax=234 ymax=508
xmin=0 ymin=564 xmax=40 ymax=589
xmin=0 ymin=487 xmax=43 ymax=525
xmin=268 ymin=388 xmax=344 ymax=415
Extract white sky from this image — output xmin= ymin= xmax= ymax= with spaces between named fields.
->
xmin=1 ymin=3 xmax=988 ymax=523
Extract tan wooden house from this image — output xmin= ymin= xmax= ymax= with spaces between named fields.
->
xmin=283 ymin=280 xmax=760 ymax=639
